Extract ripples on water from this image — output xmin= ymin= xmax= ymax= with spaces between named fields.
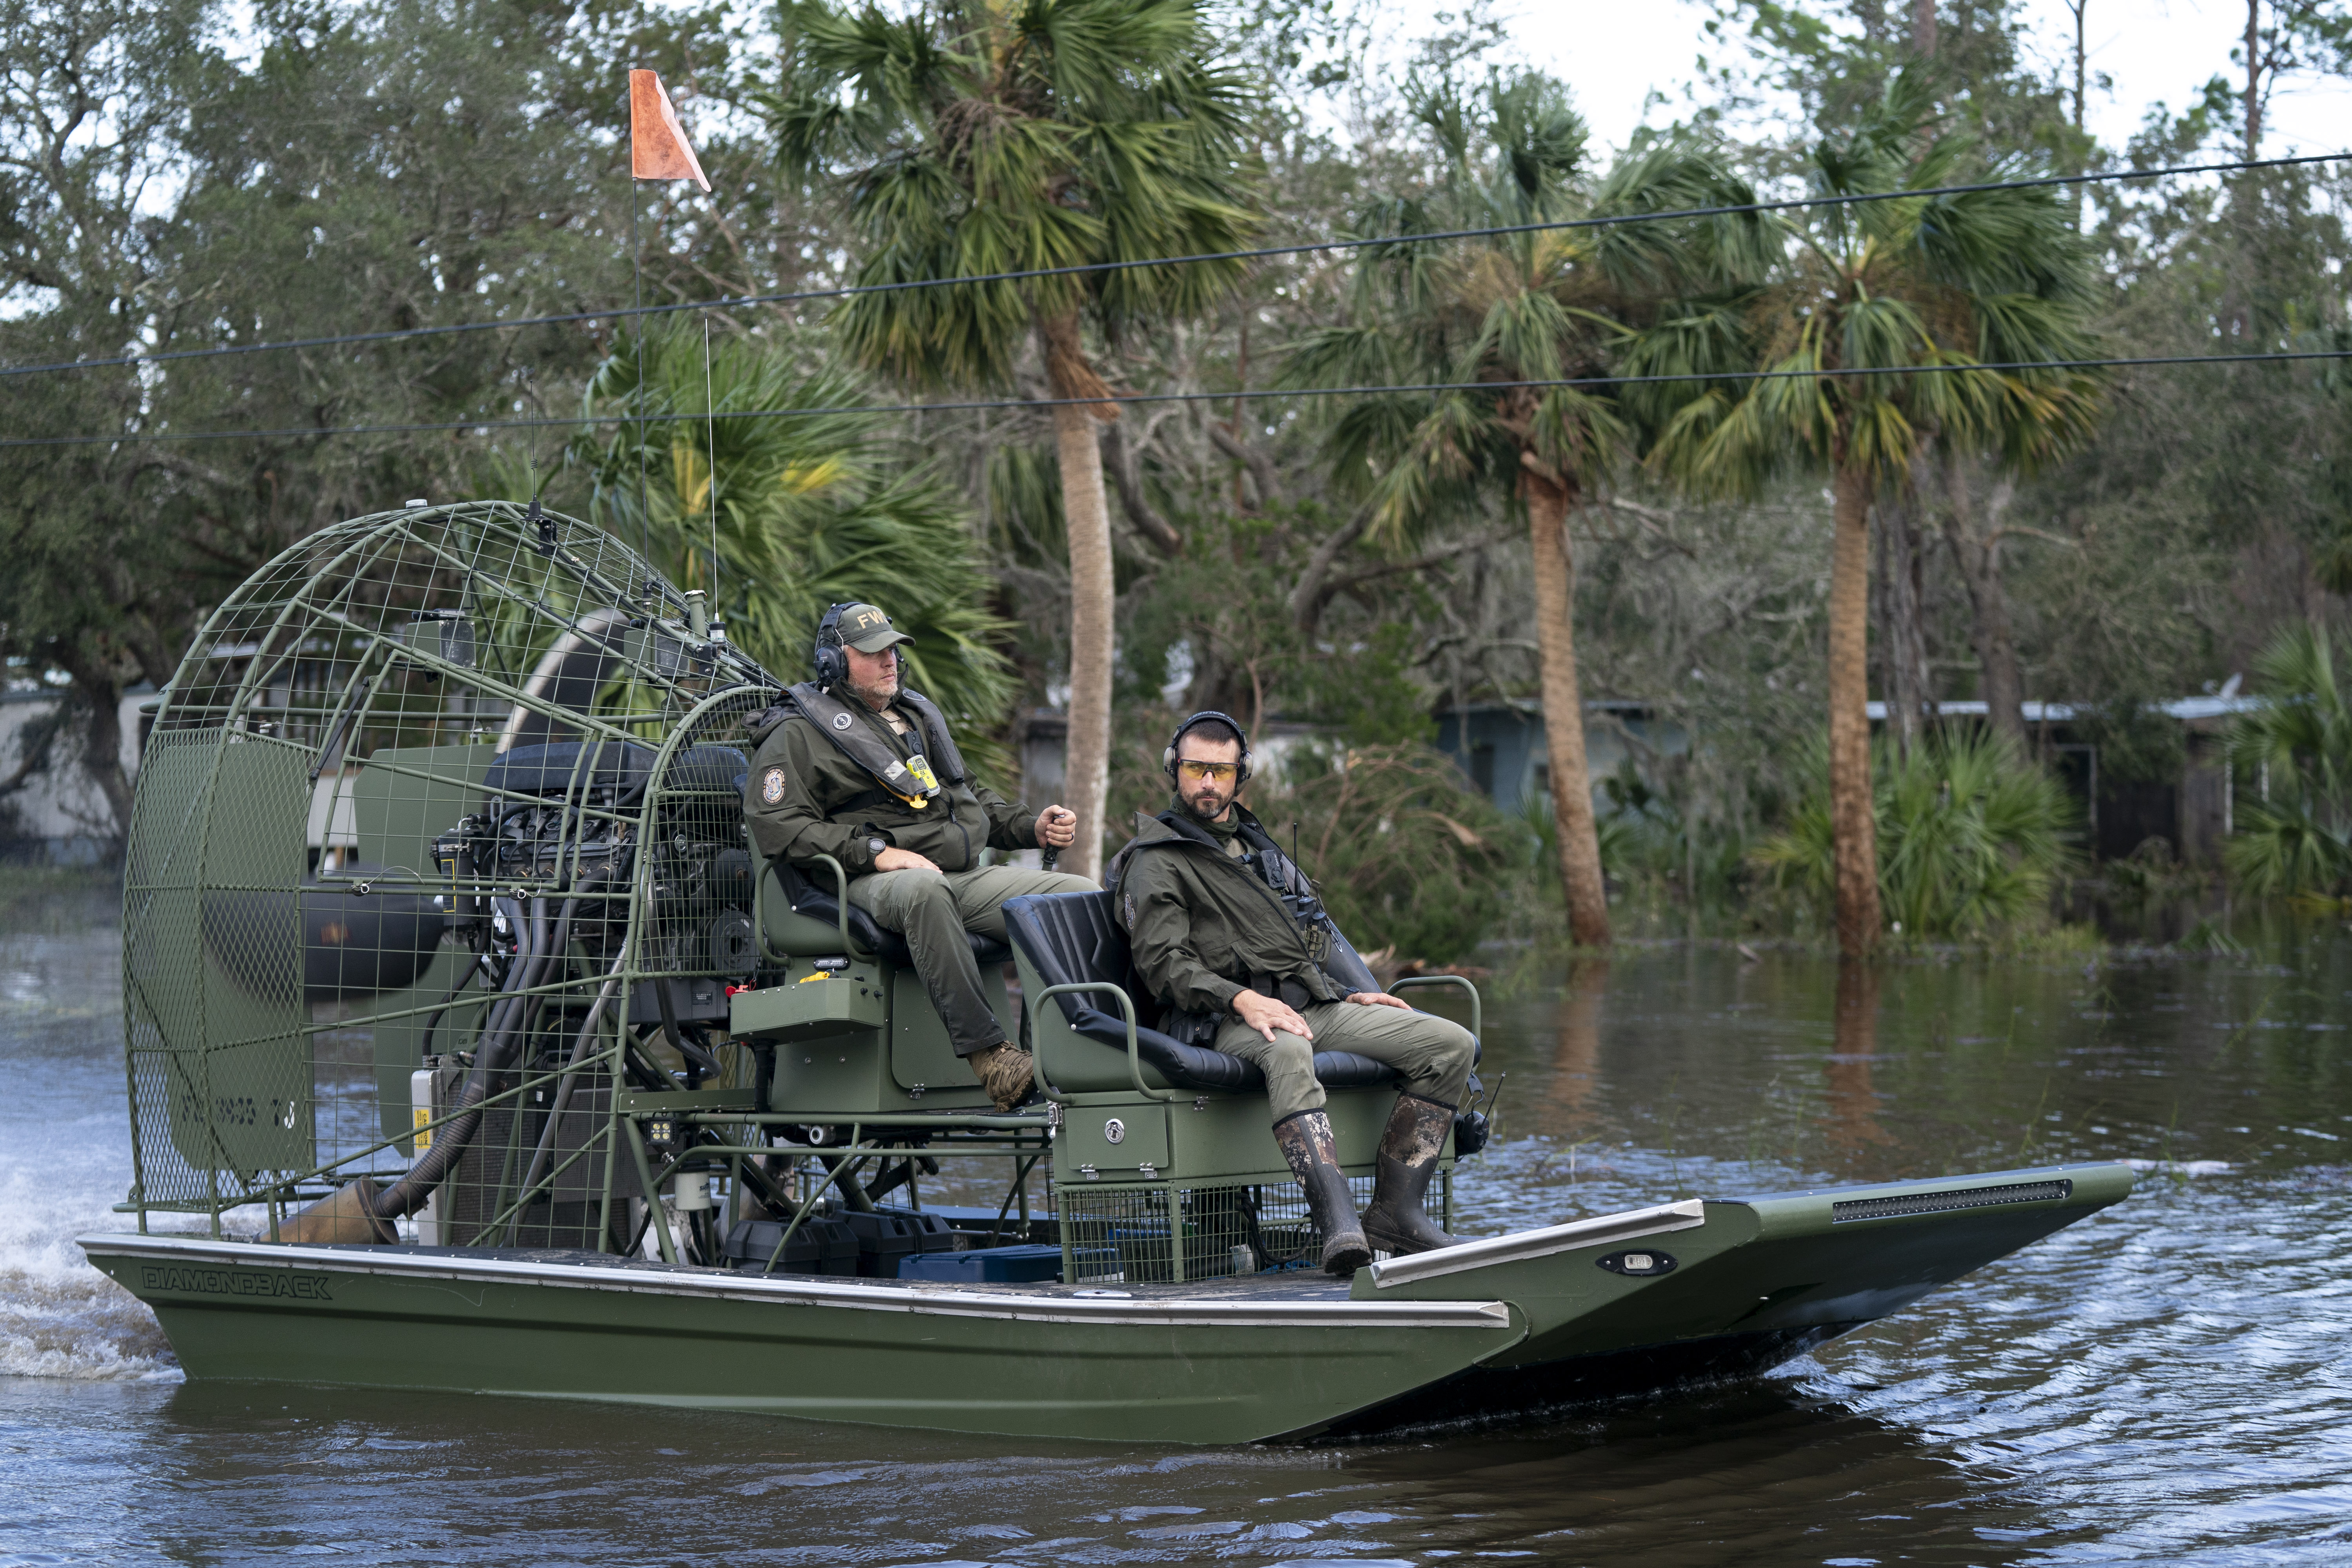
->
xmin=4 ymin=892 xmax=2352 ymax=1565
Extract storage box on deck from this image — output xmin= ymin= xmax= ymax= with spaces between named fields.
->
xmin=722 ymin=1217 xmax=858 ymax=1276
xmin=842 ymin=1210 xmax=964 ymax=1277
xmin=897 ymin=1244 xmax=1066 ymax=1284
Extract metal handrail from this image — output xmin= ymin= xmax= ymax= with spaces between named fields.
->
xmin=1034 ymin=982 xmax=1176 ymax=1103
xmin=1392 ymin=973 xmax=1482 ymax=1043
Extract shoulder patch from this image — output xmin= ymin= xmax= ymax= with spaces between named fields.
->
xmin=760 ymin=766 xmax=786 ymax=804
xmin=831 ymin=711 xmax=854 ymax=731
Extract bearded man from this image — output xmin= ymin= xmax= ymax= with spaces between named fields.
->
xmin=744 ymin=603 xmax=1093 ymax=1109
xmin=1106 ymin=711 xmax=1475 ymax=1274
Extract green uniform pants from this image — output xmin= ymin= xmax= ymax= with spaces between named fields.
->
xmin=848 ymin=864 xmax=1097 ymax=1057
xmin=1211 ymin=1001 xmax=1475 ymax=1123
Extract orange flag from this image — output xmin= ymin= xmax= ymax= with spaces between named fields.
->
xmin=630 ymin=69 xmax=710 ymax=191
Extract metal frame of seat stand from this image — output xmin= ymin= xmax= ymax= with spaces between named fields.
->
xmin=678 ymin=853 xmax=1052 ymax=1277
xmin=1010 ymin=948 xmax=1475 ymax=1285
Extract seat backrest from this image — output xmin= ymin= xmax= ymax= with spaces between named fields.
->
xmin=1002 ymin=891 xmax=1262 ymax=1095
xmin=999 ymin=889 xmax=1129 ymax=1005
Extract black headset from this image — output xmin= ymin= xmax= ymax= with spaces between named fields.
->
xmin=813 ymin=602 xmax=905 ymax=690
xmin=812 ymin=603 xmax=849 ymax=688
xmin=1163 ymin=710 xmax=1254 ymax=784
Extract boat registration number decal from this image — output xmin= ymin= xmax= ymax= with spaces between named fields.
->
xmin=138 ymin=1265 xmax=335 ymax=1302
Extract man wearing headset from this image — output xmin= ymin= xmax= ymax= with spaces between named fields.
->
xmin=1106 ymin=711 xmax=1475 ymax=1274
xmin=744 ymin=603 xmax=1093 ymax=1110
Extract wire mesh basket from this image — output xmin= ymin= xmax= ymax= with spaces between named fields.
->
xmin=1054 ymin=1171 xmax=1450 ymax=1283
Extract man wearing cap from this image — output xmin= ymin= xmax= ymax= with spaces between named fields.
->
xmin=743 ymin=603 xmax=1093 ymax=1110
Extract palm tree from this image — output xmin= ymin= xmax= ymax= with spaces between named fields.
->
xmin=2225 ymin=621 xmax=2352 ymax=897
xmin=559 ymin=324 xmax=1017 ymax=748
xmin=1624 ymin=67 xmax=2099 ymax=956
xmin=1753 ymin=730 xmax=2078 ymax=940
xmin=1285 ymin=74 xmax=1768 ymax=947
xmin=763 ymin=0 xmax=1259 ymax=879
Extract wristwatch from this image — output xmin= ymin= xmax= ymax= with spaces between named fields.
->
xmin=867 ymin=836 xmax=888 ymax=859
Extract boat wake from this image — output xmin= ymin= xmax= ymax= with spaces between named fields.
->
xmin=0 ymin=1263 xmax=175 ymax=1380
xmin=0 ymin=1168 xmax=183 ymax=1380
xmin=0 ymin=915 xmax=183 ymax=1381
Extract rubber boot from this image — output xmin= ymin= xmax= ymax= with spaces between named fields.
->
xmin=1273 ymin=1110 xmax=1371 ymax=1276
xmin=1361 ymin=1093 xmax=1460 ymax=1256
xmin=967 ymin=1042 xmax=1034 ymax=1111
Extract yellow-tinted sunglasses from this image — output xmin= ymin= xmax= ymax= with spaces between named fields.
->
xmin=1176 ymin=759 xmax=1240 ymax=783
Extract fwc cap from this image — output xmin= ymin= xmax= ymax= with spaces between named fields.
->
xmin=837 ymin=603 xmax=914 ymax=653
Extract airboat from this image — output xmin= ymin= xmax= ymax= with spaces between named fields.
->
xmin=80 ymin=501 xmax=2130 ymax=1445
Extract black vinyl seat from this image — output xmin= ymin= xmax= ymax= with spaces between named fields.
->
xmin=1001 ymin=890 xmax=1401 ymax=1097
xmin=776 ymin=860 xmax=1014 ymax=969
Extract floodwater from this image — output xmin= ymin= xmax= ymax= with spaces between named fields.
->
xmin=6 ymin=887 xmax=2352 ymax=1567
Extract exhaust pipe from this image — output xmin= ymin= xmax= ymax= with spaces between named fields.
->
xmin=282 ymin=896 xmax=560 ymax=1245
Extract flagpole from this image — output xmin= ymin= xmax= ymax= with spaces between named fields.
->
xmin=632 ymin=140 xmax=650 ymax=603
xmin=625 ymin=67 xmax=708 ymax=612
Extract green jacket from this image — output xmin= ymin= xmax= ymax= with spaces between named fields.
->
xmin=1108 ymin=803 xmax=1354 ymax=1020
xmin=742 ymin=698 xmax=1037 ymax=876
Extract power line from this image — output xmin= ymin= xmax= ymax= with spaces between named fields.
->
xmin=5 ymin=346 xmax=2345 ymax=451
xmin=3 ymin=149 xmax=2343 ymax=387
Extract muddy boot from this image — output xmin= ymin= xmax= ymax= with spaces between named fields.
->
xmin=1274 ymin=1109 xmax=1371 ymax=1276
xmin=967 ymin=1042 xmax=1034 ymax=1111
xmin=1361 ymin=1093 xmax=1460 ymax=1256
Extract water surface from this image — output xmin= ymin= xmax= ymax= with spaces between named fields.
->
xmin=5 ymin=893 xmax=2351 ymax=1566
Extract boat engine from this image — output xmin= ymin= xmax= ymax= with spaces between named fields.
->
xmin=106 ymin=502 xmax=784 ymax=1246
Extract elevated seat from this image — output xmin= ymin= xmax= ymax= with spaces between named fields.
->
xmin=760 ymin=860 xmax=1013 ymax=969
xmin=1001 ymin=890 xmax=1400 ymax=1098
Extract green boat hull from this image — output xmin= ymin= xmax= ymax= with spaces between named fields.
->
xmin=81 ymin=1162 xmax=2131 ymax=1446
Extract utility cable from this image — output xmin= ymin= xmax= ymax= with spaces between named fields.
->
xmin=3 ymin=345 xmax=2346 ymax=450
xmin=1 ymin=149 xmax=2343 ymax=386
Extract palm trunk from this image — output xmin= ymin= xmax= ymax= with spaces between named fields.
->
xmin=1050 ymin=399 xmax=1115 ymax=883
xmin=1038 ymin=310 xmax=1120 ymax=883
xmin=1523 ymin=468 xmax=1611 ymax=947
xmin=1828 ymin=461 xmax=1881 ymax=956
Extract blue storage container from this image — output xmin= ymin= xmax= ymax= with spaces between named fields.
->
xmin=897 ymin=1244 xmax=1066 ymax=1284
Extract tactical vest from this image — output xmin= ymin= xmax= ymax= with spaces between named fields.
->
xmin=1108 ymin=808 xmax=1383 ymax=1043
xmin=786 ymin=681 xmax=967 ymax=811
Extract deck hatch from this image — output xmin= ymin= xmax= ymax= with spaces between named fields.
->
xmin=1832 ymin=1178 xmax=2072 ymax=1222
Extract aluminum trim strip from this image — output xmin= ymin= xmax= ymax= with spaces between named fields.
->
xmin=1367 ymin=1199 xmax=1708 ymax=1288
xmin=78 ymin=1233 xmax=1512 ymax=1330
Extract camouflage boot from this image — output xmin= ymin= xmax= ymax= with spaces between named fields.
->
xmin=1274 ymin=1109 xmax=1372 ymax=1276
xmin=1361 ymin=1093 xmax=1460 ymax=1256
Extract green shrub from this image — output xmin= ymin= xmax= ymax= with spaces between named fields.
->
xmin=2225 ymin=622 xmax=2352 ymax=897
xmin=1254 ymin=744 xmax=1523 ymax=965
xmin=1752 ymin=731 xmax=2079 ymax=939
